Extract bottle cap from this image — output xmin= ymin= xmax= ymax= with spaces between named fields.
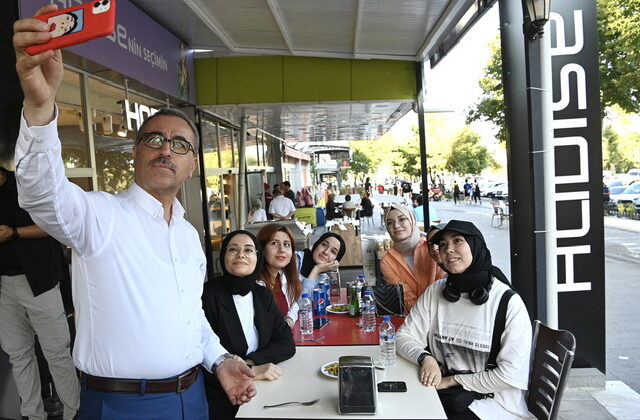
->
xmin=364 ymin=290 xmax=372 ymax=295
xmin=301 ymin=293 xmax=309 ymax=298
xmin=383 ymin=315 xmax=391 ymax=321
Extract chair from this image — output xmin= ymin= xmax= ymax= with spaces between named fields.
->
xmin=491 ymin=202 xmax=508 ymax=228
xmin=343 ymin=208 xmax=355 ymax=218
xmin=527 ymin=320 xmax=576 ymax=420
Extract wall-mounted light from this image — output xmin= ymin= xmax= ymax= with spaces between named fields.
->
xmin=117 ymin=125 xmax=128 ymax=137
xmin=522 ymin=0 xmax=551 ymax=40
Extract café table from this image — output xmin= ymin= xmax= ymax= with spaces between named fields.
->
xmin=236 ymin=345 xmax=447 ymax=419
xmin=291 ymin=289 xmax=404 ymax=346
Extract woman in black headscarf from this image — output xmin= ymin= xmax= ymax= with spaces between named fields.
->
xmin=396 ymin=220 xmax=532 ymax=420
xmin=202 ymin=230 xmax=295 ymax=420
xmin=296 ymin=232 xmax=346 ymax=298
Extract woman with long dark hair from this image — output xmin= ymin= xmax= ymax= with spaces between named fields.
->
xmin=396 ymin=220 xmax=532 ymax=420
xmin=297 ymin=232 xmax=346 ymax=298
xmin=256 ymin=224 xmax=302 ymax=328
xmin=202 ymin=230 xmax=295 ymax=420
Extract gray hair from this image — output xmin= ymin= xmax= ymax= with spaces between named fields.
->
xmin=136 ymin=108 xmax=199 ymax=151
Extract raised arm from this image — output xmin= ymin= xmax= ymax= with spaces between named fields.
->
xmin=14 ymin=4 xmax=63 ymax=127
xmin=13 ymin=6 xmax=111 ymax=253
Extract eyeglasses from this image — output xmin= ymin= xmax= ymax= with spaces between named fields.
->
xmin=137 ymin=132 xmax=195 ymax=155
xmin=227 ymin=247 xmax=258 ymax=258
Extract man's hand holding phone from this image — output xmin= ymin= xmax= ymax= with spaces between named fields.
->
xmin=13 ymin=4 xmax=64 ymax=127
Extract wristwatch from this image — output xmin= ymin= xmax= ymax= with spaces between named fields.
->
xmin=212 ymin=352 xmax=234 ymax=373
xmin=417 ymin=352 xmax=431 ymax=366
xmin=10 ymin=227 xmax=20 ymax=240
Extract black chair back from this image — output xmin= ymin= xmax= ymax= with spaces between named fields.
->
xmin=527 ymin=320 xmax=576 ymax=420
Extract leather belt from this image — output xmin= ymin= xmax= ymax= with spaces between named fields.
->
xmin=82 ymin=367 xmax=199 ymax=394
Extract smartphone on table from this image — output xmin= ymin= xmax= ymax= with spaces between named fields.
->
xmin=313 ymin=317 xmax=329 ymax=330
xmin=26 ymin=0 xmax=117 ymax=56
xmin=377 ymin=381 xmax=407 ymax=392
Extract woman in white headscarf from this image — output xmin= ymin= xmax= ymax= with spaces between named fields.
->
xmin=380 ymin=204 xmax=445 ymax=311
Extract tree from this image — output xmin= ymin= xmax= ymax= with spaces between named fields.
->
xmin=598 ymin=0 xmax=640 ymax=115
xmin=346 ymin=149 xmax=374 ymax=182
xmin=444 ymin=128 xmax=496 ymax=175
xmin=468 ymin=0 xmax=640 ymax=139
xmin=602 ymin=125 xmax=634 ymax=172
xmin=393 ymin=142 xmax=421 ymax=179
xmin=465 ymin=39 xmax=506 ymax=143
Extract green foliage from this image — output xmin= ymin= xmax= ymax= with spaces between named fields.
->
xmin=345 ymin=149 xmax=374 ymax=182
xmin=468 ymin=2 xmax=640 ymax=140
xmin=602 ymin=125 xmax=635 ymax=172
xmin=598 ymin=0 xmax=640 ymax=115
xmin=465 ymin=39 xmax=506 ymax=143
xmin=393 ymin=142 xmax=421 ymax=179
xmin=444 ymin=128 xmax=496 ymax=175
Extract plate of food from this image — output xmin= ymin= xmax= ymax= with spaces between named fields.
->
xmin=320 ymin=361 xmax=339 ymax=379
xmin=326 ymin=304 xmax=349 ymax=314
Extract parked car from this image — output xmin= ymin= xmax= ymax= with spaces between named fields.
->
xmin=616 ymin=183 xmax=640 ymax=210
xmin=484 ymin=182 xmax=508 ymax=199
xmin=619 ymin=168 xmax=640 ymax=185
xmin=609 ymin=185 xmax=629 ymax=205
xmin=634 ymin=196 xmax=640 ymax=213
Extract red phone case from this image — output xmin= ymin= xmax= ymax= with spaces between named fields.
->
xmin=25 ymin=0 xmax=116 ymax=56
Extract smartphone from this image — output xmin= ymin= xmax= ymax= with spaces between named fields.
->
xmin=313 ymin=317 xmax=330 ymax=330
xmin=377 ymin=381 xmax=407 ymax=392
xmin=26 ymin=0 xmax=117 ymax=56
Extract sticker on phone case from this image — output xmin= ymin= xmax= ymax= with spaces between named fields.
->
xmin=47 ymin=10 xmax=84 ymax=39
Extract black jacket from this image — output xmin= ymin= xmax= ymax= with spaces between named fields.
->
xmin=201 ymin=281 xmax=296 ymax=400
xmin=0 ymin=168 xmax=66 ymax=297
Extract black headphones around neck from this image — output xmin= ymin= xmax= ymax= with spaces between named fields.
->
xmin=442 ymin=279 xmax=493 ymax=305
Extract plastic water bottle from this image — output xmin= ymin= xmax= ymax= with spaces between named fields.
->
xmin=379 ymin=316 xmax=396 ymax=366
xmin=299 ymin=293 xmax=313 ymax=335
xmin=356 ymin=274 xmax=367 ymax=306
xmin=361 ymin=290 xmax=376 ymax=333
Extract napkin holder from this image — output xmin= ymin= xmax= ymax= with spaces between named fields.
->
xmin=338 ymin=356 xmax=376 ymax=414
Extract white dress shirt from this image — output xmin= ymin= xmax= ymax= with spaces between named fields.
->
xmin=268 ymin=196 xmax=296 ymax=218
xmin=232 ymin=292 xmax=259 ymax=354
xmin=14 ymin=110 xmax=226 ymax=379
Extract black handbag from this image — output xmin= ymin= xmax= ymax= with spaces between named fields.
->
xmin=370 ymin=284 xmax=405 ymax=316
xmin=436 ymin=289 xmax=515 ymax=414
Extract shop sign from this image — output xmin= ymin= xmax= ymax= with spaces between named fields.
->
xmin=122 ymin=99 xmax=159 ymax=132
xmin=20 ymin=0 xmax=195 ymax=103
xmin=550 ymin=0 xmax=604 ymax=371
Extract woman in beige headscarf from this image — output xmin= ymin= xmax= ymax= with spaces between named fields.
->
xmin=380 ymin=204 xmax=445 ymax=311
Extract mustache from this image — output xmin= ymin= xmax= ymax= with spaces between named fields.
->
xmin=149 ymin=157 xmax=176 ymax=171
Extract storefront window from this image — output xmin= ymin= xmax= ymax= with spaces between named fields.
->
xmin=263 ymin=135 xmax=275 ymax=167
xmin=202 ymin=119 xmax=220 ymax=168
xmin=219 ymin=126 xmax=235 ymax=168
xmin=88 ymin=78 xmax=163 ymax=193
xmin=57 ymin=71 xmax=89 ymax=168
xmin=245 ymin=130 xmax=260 ymax=167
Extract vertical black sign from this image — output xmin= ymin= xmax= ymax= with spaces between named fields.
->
xmin=550 ymin=1 xmax=604 ymax=371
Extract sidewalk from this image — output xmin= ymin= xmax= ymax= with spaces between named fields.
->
xmin=604 ymin=215 xmax=640 ymax=233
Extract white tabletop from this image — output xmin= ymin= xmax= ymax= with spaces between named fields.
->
xmin=237 ymin=345 xmax=446 ymax=419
